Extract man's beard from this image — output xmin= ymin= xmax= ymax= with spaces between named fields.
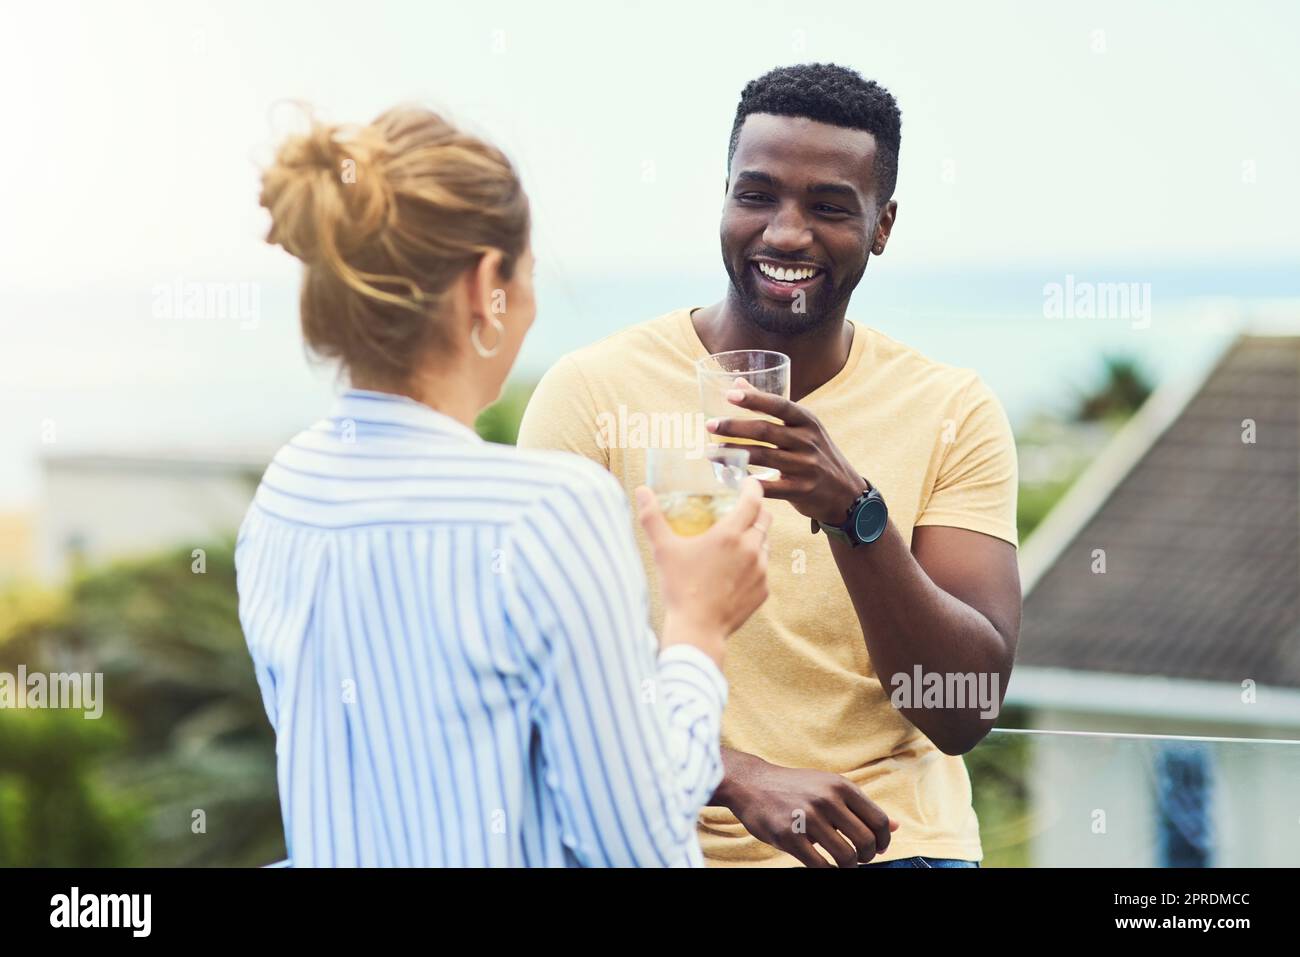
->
xmin=723 ymin=256 xmax=865 ymax=336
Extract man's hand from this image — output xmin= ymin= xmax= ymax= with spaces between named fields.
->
xmin=705 ymin=380 xmax=864 ymax=525
xmin=716 ymin=750 xmax=899 ymax=868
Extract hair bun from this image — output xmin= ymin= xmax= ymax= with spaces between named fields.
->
xmin=275 ymin=122 xmax=343 ymax=174
xmin=258 ymin=104 xmax=530 ymax=388
xmin=260 ymin=116 xmax=393 ymax=264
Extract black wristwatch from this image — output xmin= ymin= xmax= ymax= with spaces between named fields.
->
xmin=812 ymin=481 xmax=888 ymax=547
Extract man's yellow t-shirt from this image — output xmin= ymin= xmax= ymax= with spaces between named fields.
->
xmin=516 ymin=307 xmax=1018 ymax=866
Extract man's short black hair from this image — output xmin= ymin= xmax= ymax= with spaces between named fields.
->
xmin=727 ymin=63 xmax=902 ymax=201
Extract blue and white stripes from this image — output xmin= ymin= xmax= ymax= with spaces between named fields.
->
xmin=235 ymin=389 xmax=725 ymax=866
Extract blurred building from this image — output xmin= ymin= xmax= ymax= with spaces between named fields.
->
xmin=1009 ymin=332 xmax=1300 ymax=866
xmin=37 ymin=449 xmax=271 ymax=580
xmin=0 ymin=511 xmax=34 ymax=581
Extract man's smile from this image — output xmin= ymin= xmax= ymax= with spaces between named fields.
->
xmin=749 ymin=258 xmax=826 ymax=298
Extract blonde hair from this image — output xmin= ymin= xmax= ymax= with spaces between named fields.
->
xmin=260 ymin=105 xmax=529 ymax=386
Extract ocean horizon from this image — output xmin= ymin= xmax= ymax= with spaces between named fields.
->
xmin=2 ymin=261 xmax=1296 ymax=507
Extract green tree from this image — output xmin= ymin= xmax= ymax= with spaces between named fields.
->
xmin=1075 ymin=355 xmax=1153 ymax=423
xmin=475 ymin=379 xmax=537 ymax=445
xmin=0 ymin=709 xmax=143 ymax=866
xmin=0 ymin=542 xmax=283 ymax=866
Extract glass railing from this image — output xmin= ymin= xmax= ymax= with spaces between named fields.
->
xmin=968 ymin=727 xmax=1300 ymax=867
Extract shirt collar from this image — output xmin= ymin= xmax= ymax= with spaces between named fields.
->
xmin=328 ymin=388 xmax=484 ymax=444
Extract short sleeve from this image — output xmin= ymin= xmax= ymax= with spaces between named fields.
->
xmin=914 ymin=375 xmax=1019 ymax=548
xmin=516 ymin=354 xmax=609 ymax=469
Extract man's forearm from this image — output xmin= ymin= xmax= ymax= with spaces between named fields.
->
xmin=826 ymin=521 xmax=1012 ymax=754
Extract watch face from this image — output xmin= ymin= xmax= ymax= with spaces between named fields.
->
xmin=854 ymin=498 xmax=888 ymax=543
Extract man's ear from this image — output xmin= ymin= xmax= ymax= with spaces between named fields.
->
xmin=873 ymin=200 xmax=899 ymax=254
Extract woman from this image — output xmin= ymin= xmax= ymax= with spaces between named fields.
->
xmin=237 ymin=106 xmax=770 ymax=866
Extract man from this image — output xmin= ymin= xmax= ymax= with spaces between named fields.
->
xmin=517 ymin=63 xmax=1021 ymax=867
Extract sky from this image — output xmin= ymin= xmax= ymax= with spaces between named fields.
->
xmin=2 ymin=0 xmax=1298 ymax=288
xmin=0 ymin=0 xmax=1297 ymax=507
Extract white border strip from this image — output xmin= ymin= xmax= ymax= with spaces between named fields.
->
xmin=1006 ymin=665 xmax=1300 ymax=730
xmin=990 ymin=726 xmax=1300 ymax=746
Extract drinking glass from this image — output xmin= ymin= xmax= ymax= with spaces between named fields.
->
xmin=645 ymin=446 xmax=749 ymax=536
xmin=696 ymin=350 xmax=791 ymax=481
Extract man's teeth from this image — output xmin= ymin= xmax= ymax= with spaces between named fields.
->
xmin=757 ymin=262 xmax=819 ymax=282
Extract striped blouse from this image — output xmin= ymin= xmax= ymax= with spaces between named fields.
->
xmin=235 ymin=389 xmax=725 ymax=866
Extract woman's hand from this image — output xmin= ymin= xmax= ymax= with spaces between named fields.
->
xmin=635 ymin=477 xmax=771 ymax=666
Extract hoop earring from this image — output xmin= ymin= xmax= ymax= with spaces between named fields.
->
xmin=471 ymin=315 xmax=505 ymax=358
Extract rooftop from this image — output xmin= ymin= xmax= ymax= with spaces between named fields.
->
xmin=1019 ymin=335 xmax=1300 ymax=689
